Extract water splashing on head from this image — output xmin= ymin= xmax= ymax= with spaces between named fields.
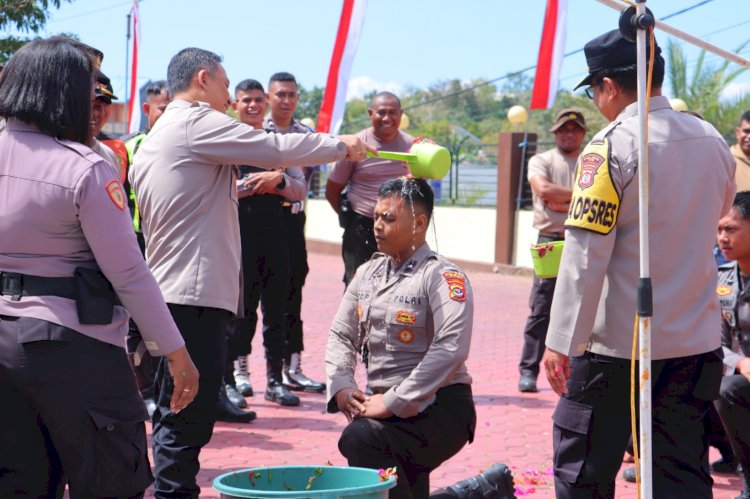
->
xmin=373 ymin=177 xmax=434 ymax=267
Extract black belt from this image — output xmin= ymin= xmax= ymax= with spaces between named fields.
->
xmin=0 ymin=271 xmax=77 ymax=301
xmin=0 ymin=270 xmax=122 ymax=306
xmin=539 ymin=231 xmax=565 ymax=239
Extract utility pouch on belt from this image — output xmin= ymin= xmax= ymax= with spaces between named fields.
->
xmin=74 ymin=267 xmax=118 ymax=325
xmin=338 ymin=193 xmax=351 ymax=229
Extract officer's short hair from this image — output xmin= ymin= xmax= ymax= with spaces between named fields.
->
xmin=235 ymin=79 xmax=264 ymax=96
xmin=738 ymin=110 xmax=750 ymax=126
xmin=733 ymin=192 xmax=750 ymax=221
xmin=371 ymin=91 xmax=401 ymax=109
xmin=268 ymin=72 xmax=297 ymax=87
xmin=590 ymin=60 xmax=665 ymax=94
xmin=146 ymin=80 xmax=168 ymax=100
xmin=378 ymin=177 xmax=434 ymax=220
xmin=167 ymin=47 xmax=222 ymax=97
xmin=0 ymin=36 xmax=94 ymax=144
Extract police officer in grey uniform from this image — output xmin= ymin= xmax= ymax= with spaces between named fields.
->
xmin=129 ymin=48 xmax=374 ymax=497
xmin=263 ymin=71 xmax=326 ymax=394
xmin=542 ymin=30 xmax=735 ymax=498
xmin=715 ymin=191 xmax=750 ymax=499
xmin=518 ymin=108 xmax=586 ymax=393
xmin=0 ymin=37 xmax=198 ymax=498
xmin=326 ymin=177 xmax=476 ymax=499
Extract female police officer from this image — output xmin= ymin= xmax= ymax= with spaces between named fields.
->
xmin=0 ymin=37 xmax=198 ymax=498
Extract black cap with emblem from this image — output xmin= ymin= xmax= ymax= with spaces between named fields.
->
xmin=574 ymin=29 xmax=663 ymax=90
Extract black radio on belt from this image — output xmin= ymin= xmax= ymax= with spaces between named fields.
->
xmin=74 ymin=267 xmax=120 ymax=325
xmin=338 ymin=191 xmax=352 ymax=229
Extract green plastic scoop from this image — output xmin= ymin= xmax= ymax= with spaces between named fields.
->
xmin=367 ymin=142 xmax=451 ymax=180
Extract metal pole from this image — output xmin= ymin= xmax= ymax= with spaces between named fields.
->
xmin=124 ymin=9 xmax=132 ymax=132
xmin=515 ymin=115 xmax=532 ymax=211
xmin=634 ymin=2 xmax=653 ymax=498
xmin=595 ymin=0 xmax=750 ymax=68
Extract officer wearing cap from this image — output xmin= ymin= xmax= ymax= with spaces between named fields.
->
xmin=542 ymin=29 xmax=735 ymax=497
xmin=517 ymin=108 xmax=586 ymax=393
xmin=89 ymin=71 xmax=122 ymax=175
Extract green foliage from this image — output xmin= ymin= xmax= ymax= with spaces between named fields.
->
xmin=667 ymin=39 xmax=750 ymax=141
xmin=0 ymin=0 xmax=71 ymax=63
xmin=296 ymin=84 xmax=323 ymax=125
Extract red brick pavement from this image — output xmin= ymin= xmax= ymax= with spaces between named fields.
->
xmin=140 ymin=251 xmax=744 ymax=498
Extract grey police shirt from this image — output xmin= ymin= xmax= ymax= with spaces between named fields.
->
xmin=326 ymin=243 xmax=473 ymax=418
xmin=129 ymin=100 xmax=347 ymax=314
xmin=547 ymin=96 xmax=735 ymax=360
xmin=0 ymin=119 xmax=184 ymax=355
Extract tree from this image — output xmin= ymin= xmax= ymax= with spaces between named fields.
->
xmin=0 ymin=0 xmax=70 ymax=63
xmin=295 ymin=84 xmax=324 ymax=125
xmin=667 ymin=38 xmax=750 ymax=140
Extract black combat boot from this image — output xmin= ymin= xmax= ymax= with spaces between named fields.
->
xmin=265 ymin=360 xmax=300 ymax=406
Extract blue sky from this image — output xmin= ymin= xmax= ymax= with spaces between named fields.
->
xmin=16 ymin=0 xmax=750 ymax=104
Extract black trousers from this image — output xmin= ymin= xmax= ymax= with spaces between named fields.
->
xmin=715 ymin=374 xmax=750 ymax=475
xmin=338 ymin=384 xmax=476 ymax=499
xmin=552 ymin=350 xmax=722 ymax=499
xmin=282 ymin=209 xmax=309 ymax=355
xmin=519 ymin=234 xmax=561 ymax=378
xmin=152 ymin=305 xmax=230 ymax=498
xmin=0 ymin=315 xmax=152 ymax=498
xmin=341 ymin=212 xmax=377 ymax=287
xmin=229 ymin=210 xmax=287 ymax=364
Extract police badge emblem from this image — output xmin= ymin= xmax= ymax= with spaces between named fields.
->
xmin=578 ymin=152 xmax=605 ymax=190
xmin=716 ymin=285 xmax=732 ymax=297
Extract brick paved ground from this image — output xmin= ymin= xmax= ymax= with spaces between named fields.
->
xmin=139 ymin=250 xmax=744 ymax=498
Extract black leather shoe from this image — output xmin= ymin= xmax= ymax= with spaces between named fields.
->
xmin=225 ymin=383 xmax=248 ymax=408
xmin=446 ymin=462 xmax=515 ymax=498
xmin=143 ymin=397 xmax=157 ymax=418
xmin=711 ymin=456 xmax=740 ymax=474
xmin=265 ymin=382 xmax=301 ymax=406
xmin=518 ymin=374 xmax=538 ymax=393
xmin=237 ymin=381 xmax=254 ymax=397
xmin=622 ymin=467 xmax=636 ymax=483
xmin=217 ymin=387 xmax=257 ymax=423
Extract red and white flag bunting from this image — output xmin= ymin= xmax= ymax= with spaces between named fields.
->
xmin=530 ymin=0 xmax=568 ymax=110
xmin=317 ymin=0 xmax=367 ymax=135
xmin=127 ymin=0 xmax=141 ymax=134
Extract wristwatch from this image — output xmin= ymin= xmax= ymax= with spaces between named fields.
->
xmin=276 ymin=173 xmax=286 ymax=190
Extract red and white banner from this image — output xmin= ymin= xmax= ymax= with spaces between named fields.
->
xmin=127 ymin=0 xmax=141 ymax=134
xmin=317 ymin=0 xmax=367 ymax=135
xmin=530 ymin=0 xmax=568 ymax=110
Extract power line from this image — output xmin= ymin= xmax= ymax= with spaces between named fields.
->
xmin=48 ymin=0 xmax=141 ymax=24
xmin=375 ymin=0 xmax=719 ymax=120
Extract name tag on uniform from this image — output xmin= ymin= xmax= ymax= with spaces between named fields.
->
xmin=565 ymin=138 xmax=620 ymax=235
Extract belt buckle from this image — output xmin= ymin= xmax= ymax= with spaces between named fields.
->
xmin=0 ymin=272 xmax=23 ymax=301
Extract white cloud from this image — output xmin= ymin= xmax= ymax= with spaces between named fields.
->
xmin=720 ymin=82 xmax=750 ymax=103
xmin=346 ymin=76 xmax=405 ymax=101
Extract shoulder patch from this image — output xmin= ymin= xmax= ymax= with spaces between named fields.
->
xmin=442 ymin=270 xmax=467 ymax=302
xmin=565 ymin=138 xmax=620 ymax=235
xmin=106 ymin=180 xmax=126 ymax=211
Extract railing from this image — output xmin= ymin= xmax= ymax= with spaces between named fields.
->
xmin=310 ymin=139 xmax=556 ymax=208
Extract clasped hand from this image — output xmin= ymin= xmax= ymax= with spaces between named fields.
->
xmin=335 ymin=387 xmax=393 ymax=422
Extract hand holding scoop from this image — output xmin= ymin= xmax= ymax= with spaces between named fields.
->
xmin=366 ymin=142 xmax=451 ymax=180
